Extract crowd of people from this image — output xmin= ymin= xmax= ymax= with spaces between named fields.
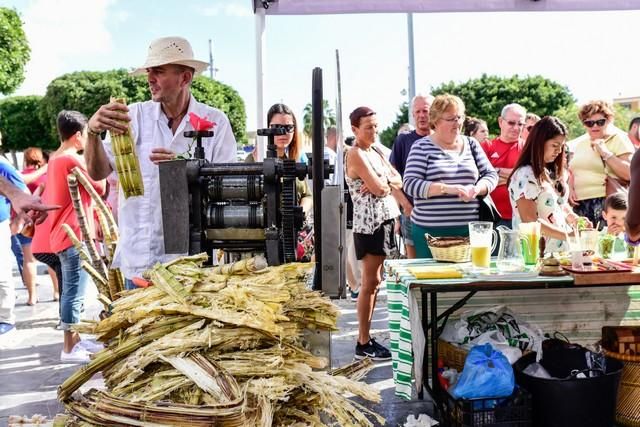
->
xmin=1 ymin=34 xmax=640 ymax=365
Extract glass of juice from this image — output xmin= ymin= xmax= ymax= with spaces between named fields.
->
xmin=518 ymin=222 xmax=541 ymax=265
xmin=469 ymin=221 xmax=497 ymax=271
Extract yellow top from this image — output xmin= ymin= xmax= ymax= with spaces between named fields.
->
xmin=568 ymin=132 xmax=634 ymax=201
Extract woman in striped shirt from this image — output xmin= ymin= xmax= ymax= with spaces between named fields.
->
xmin=403 ymin=94 xmax=498 ymax=258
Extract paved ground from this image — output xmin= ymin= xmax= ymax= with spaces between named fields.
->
xmin=0 ymin=267 xmax=435 ymax=427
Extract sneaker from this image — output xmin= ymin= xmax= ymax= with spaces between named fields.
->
xmin=0 ymin=322 xmax=16 ymax=339
xmin=77 ymin=339 xmax=104 ymax=353
xmin=348 ymin=286 xmax=359 ymax=301
xmin=60 ymin=343 xmax=93 ymax=363
xmin=355 ymin=338 xmax=391 ymax=361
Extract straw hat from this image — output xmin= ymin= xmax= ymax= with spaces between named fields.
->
xmin=130 ymin=36 xmax=209 ymax=76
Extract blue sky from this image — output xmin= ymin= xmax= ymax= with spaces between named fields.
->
xmin=3 ymin=0 xmax=640 ymax=136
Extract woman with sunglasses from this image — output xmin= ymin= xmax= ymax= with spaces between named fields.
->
xmin=508 ymin=117 xmax=586 ymax=253
xmin=567 ymin=100 xmax=634 ymax=225
xmin=246 ymin=103 xmax=312 ymax=215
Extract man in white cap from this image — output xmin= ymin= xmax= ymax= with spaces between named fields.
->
xmin=84 ymin=36 xmax=237 ymax=288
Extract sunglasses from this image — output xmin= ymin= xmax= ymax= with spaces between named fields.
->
xmin=503 ymin=119 xmax=525 ymax=128
xmin=583 ymin=118 xmax=606 ymax=128
xmin=270 ymin=124 xmax=295 ymax=133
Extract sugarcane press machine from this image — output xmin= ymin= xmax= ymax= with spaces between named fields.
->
xmin=159 ymin=125 xmax=331 ymax=264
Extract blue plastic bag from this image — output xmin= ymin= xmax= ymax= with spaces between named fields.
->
xmin=450 ymin=343 xmax=515 ymax=399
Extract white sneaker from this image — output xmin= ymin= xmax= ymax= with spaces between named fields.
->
xmin=77 ymin=339 xmax=104 ymax=353
xmin=60 ymin=344 xmax=92 ymax=363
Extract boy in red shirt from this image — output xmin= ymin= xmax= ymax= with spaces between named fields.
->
xmin=47 ymin=111 xmax=106 ymax=362
xmin=481 ymin=103 xmax=527 ymax=226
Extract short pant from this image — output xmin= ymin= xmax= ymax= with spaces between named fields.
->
xmin=353 ymin=219 xmax=397 ymax=260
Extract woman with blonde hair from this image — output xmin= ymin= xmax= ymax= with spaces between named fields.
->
xmin=568 ymin=100 xmax=634 ymax=225
xmin=404 ymin=94 xmax=498 ymax=257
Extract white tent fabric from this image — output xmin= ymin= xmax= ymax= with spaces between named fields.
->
xmin=255 ymin=0 xmax=640 ymax=15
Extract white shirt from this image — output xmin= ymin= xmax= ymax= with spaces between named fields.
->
xmin=323 ymin=146 xmax=337 ymax=185
xmin=103 ymin=94 xmax=237 ymax=279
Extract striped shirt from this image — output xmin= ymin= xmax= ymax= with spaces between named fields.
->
xmin=403 ymin=135 xmax=498 ymax=228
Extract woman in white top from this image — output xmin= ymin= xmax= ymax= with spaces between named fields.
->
xmin=508 ymin=116 xmax=587 ymax=252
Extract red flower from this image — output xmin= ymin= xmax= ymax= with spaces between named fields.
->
xmin=188 ymin=112 xmax=216 ymax=132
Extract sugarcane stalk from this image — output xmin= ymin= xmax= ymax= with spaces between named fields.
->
xmin=67 ymin=173 xmax=108 ymax=280
xmin=61 ymin=224 xmax=92 ymax=266
xmin=108 ymin=268 xmax=124 ymax=300
xmin=81 ymin=260 xmax=110 ymax=301
xmin=109 ymin=97 xmax=144 ymax=198
xmin=71 ymin=166 xmax=118 ymax=242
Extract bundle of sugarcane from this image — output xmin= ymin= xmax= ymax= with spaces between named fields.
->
xmin=59 ymin=254 xmax=383 ymax=426
xmin=64 ymin=168 xmax=125 ymax=305
xmin=109 ymin=96 xmax=144 ymax=198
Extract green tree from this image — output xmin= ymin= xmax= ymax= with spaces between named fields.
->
xmin=379 ymin=102 xmax=408 ymax=148
xmin=302 ymin=100 xmax=336 ymax=137
xmin=431 ymin=74 xmax=575 ymax=135
xmin=0 ymin=8 xmax=30 ymax=95
xmin=0 ymin=96 xmax=56 ymax=152
xmin=39 ymin=69 xmax=247 ymax=144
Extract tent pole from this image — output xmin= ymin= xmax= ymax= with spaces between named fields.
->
xmin=407 ymin=12 xmax=416 ymax=126
xmin=255 ymin=7 xmax=266 ymax=161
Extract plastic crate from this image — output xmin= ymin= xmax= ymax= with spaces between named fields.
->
xmin=443 ymin=386 xmax=532 ymax=427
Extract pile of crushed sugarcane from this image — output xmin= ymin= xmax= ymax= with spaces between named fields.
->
xmin=57 ymin=254 xmax=384 ymax=426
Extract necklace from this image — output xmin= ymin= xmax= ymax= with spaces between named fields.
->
xmin=165 ymin=103 xmax=189 ymax=129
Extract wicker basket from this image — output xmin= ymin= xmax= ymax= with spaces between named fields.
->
xmin=438 ymin=339 xmax=468 ymax=372
xmin=603 ymin=349 xmax=640 ymax=427
xmin=425 ymin=234 xmax=470 ymax=263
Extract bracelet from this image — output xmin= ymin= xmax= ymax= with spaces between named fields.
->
xmin=88 ymin=126 xmax=101 ymax=136
xmin=441 ymin=184 xmax=447 ymax=195
xmin=625 ymin=233 xmax=640 ymax=247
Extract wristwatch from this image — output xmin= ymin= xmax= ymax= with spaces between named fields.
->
xmin=88 ymin=127 xmax=106 ymax=140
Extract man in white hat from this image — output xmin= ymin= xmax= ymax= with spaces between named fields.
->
xmin=84 ymin=36 xmax=237 ymax=288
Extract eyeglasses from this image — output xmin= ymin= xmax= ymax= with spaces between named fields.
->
xmin=503 ymin=119 xmax=525 ymax=128
xmin=583 ymin=118 xmax=606 ymax=128
xmin=441 ymin=115 xmax=465 ymax=123
xmin=270 ymin=124 xmax=295 ymax=133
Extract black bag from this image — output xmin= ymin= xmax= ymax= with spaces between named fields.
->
xmin=478 ymin=194 xmax=502 ymax=227
xmin=468 ymin=136 xmax=503 ymax=227
xmin=540 ymin=336 xmax=590 ymax=378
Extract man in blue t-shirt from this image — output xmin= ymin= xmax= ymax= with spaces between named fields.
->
xmin=390 ymin=94 xmax=434 ymax=258
xmin=0 ymin=154 xmax=27 ymax=340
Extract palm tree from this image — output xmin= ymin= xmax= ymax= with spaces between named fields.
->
xmin=302 ymin=100 xmax=336 ymax=138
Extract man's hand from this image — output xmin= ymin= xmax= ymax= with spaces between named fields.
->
xmin=88 ymin=101 xmax=130 ymax=135
xmin=9 ymin=191 xmax=59 ymax=226
xmin=150 ymin=148 xmax=177 ymax=164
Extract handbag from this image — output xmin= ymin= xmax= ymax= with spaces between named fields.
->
xmin=468 ymin=137 xmax=503 ymax=226
xmin=478 ymin=194 xmax=502 ymax=227
xmin=600 ymin=135 xmax=629 ymax=196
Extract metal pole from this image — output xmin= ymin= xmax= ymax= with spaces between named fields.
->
xmin=407 ymin=13 xmax=416 ymax=126
xmin=255 ymin=8 xmax=266 ymax=161
xmin=208 ymin=39 xmax=214 ymax=80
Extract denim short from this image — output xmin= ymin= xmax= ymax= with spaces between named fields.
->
xmin=400 ymin=214 xmax=413 ymax=246
xmin=353 ymin=219 xmax=397 ymax=260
